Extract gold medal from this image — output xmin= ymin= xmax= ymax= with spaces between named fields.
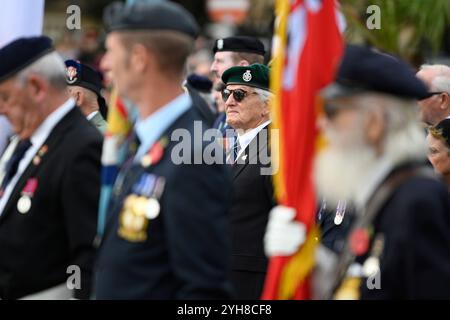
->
xmin=17 ymin=195 xmax=32 ymax=214
xmin=334 ymin=277 xmax=361 ymax=300
xmin=118 ymin=195 xmax=149 ymax=242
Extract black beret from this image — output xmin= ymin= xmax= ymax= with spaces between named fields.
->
xmin=322 ymin=44 xmax=429 ymax=100
xmin=222 ymin=63 xmax=269 ymax=91
xmin=186 ymin=74 xmax=213 ymax=93
xmin=433 ymin=118 xmax=450 ymax=149
xmin=65 ymin=60 xmax=108 ymax=118
xmin=65 ymin=60 xmax=103 ymax=95
xmin=213 ymin=36 xmax=265 ymax=56
xmin=103 ymin=1 xmax=199 ymax=39
xmin=0 ymin=36 xmax=54 ymax=83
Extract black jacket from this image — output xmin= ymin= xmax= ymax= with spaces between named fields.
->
xmin=229 ymin=127 xmax=276 ymax=299
xmin=94 ymin=106 xmax=233 ymax=299
xmin=358 ymin=163 xmax=450 ymax=299
xmin=0 ymin=106 xmax=102 ymax=299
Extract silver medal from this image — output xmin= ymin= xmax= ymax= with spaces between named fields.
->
xmin=363 ymin=256 xmax=380 ymax=277
xmin=334 ymin=200 xmax=346 ymax=225
xmin=145 ymin=198 xmax=161 ymax=219
xmin=334 ymin=214 xmax=343 ymax=225
xmin=17 ymin=195 xmax=32 ymax=214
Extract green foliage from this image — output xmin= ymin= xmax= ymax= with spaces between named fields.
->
xmin=341 ymin=0 xmax=450 ymax=63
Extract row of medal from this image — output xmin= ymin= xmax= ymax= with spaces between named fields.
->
xmin=118 ymin=173 xmax=166 ymax=243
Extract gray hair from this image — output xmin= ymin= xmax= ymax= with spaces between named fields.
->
xmin=254 ymin=87 xmax=273 ymax=104
xmin=16 ymin=51 xmax=67 ymax=90
xmin=419 ymin=64 xmax=450 ymax=94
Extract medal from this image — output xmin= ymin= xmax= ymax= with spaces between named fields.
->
xmin=145 ymin=198 xmax=160 ymax=219
xmin=139 ymin=137 xmax=167 ymax=168
xmin=350 ymin=228 xmax=370 ymax=256
xmin=17 ymin=178 xmax=38 ymax=214
xmin=362 ymin=256 xmax=380 ymax=277
xmin=118 ymin=195 xmax=149 ymax=242
xmin=334 ymin=200 xmax=346 ymax=225
xmin=362 ymin=233 xmax=384 ymax=277
xmin=17 ymin=195 xmax=32 ymax=214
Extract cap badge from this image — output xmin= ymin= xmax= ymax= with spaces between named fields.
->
xmin=217 ymin=39 xmax=224 ymax=50
xmin=243 ymin=70 xmax=252 ymax=82
xmin=66 ymin=66 xmax=78 ymax=84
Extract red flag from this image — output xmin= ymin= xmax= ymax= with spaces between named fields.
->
xmin=262 ymin=0 xmax=343 ymax=300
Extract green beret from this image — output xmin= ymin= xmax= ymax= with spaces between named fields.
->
xmin=221 ymin=63 xmax=269 ymax=91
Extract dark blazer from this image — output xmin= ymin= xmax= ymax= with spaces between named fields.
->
xmin=0 ymin=106 xmax=102 ymax=299
xmin=358 ymin=162 xmax=450 ymax=299
xmin=229 ymin=127 xmax=276 ymax=299
xmin=94 ymin=106 xmax=233 ymax=299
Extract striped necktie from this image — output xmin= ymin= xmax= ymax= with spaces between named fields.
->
xmin=0 ymin=139 xmax=32 ymax=197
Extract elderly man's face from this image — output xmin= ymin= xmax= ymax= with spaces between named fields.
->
xmin=314 ymin=95 xmax=382 ymax=207
xmin=416 ymin=68 xmax=449 ymax=125
xmin=224 ymin=84 xmax=268 ymax=131
xmin=0 ymin=77 xmax=30 ymax=138
xmin=321 ymin=104 xmax=363 ymax=149
xmin=418 ymin=93 xmax=448 ymax=126
xmin=427 ymin=133 xmax=450 ymax=177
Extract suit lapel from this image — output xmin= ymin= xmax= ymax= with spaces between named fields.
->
xmin=232 ymin=127 xmax=270 ymax=181
xmin=0 ymin=108 xmax=79 ymax=222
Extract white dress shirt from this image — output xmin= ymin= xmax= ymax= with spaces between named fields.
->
xmin=0 ymin=98 xmax=75 ymax=215
xmin=86 ymin=110 xmax=99 ymax=121
xmin=235 ymin=120 xmax=271 ymax=160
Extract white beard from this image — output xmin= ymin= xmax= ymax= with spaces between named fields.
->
xmin=313 ymin=143 xmax=378 ymax=209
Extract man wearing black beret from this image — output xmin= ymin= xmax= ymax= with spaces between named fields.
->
xmin=0 ymin=36 xmax=101 ymax=299
xmin=95 ymin=1 xmax=232 ymax=299
xmin=221 ymin=63 xmax=276 ymax=299
xmin=211 ymin=36 xmax=266 ymax=131
xmin=265 ymin=45 xmax=450 ymax=299
xmin=65 ymin=60 xmax=108 ymax=133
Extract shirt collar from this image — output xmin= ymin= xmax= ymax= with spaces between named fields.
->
xmin=135 ymin=93 xmax=191 ymax=160
xmin=86 ymin=110 xmax=99 ymax=121
xmin=237 ymin=120 xmax=271 ymax=151
xmin=30 ymin=98 xmax=76 ymax=147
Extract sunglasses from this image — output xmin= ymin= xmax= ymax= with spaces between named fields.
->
xmin=221 ymin=88 xmax=256 ymax=103
xmin=421 ymin=91 xmax=445 ymax=100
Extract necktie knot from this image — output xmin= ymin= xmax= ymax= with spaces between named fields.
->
xmin=227 ymin=139 xmax=241 ymax=164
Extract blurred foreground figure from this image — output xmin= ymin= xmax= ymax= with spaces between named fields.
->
xmin=0 ymin=36 xmax=101 ymax=299
xmin=95 ymin=1 xmax=232 ymax=299
xmin=0 ymin=116 xmax=12 ymax=156
xmin=265 ymin=45 xmax=450 ymax=299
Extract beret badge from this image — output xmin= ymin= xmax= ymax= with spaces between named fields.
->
xmin=242 ymin=70 xmax=252 ymax=82
xmin=66 ymin=66 xmax=78 ymax=84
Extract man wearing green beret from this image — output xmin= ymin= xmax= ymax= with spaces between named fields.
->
xmin=221 ymin=63 xmax=276 ymax=299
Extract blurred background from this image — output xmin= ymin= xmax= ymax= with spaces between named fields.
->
xmin=42 ymin=0 xmax=450 ymax=71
